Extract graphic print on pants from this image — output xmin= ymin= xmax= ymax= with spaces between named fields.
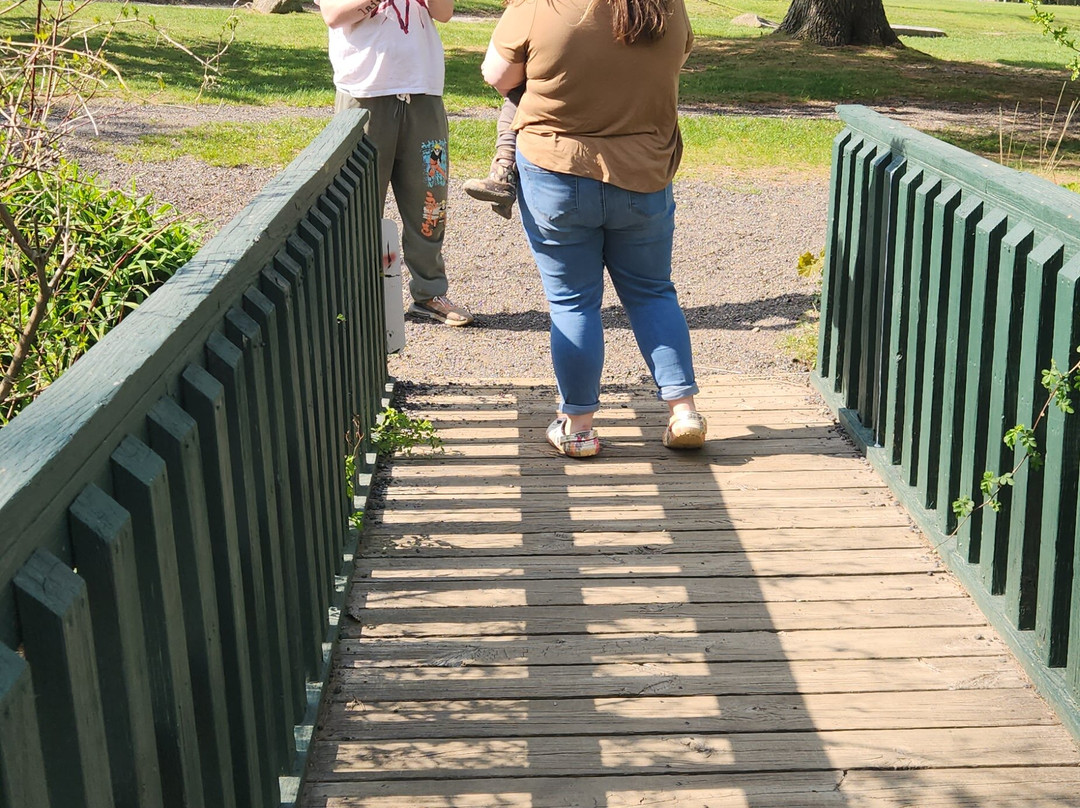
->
xmin=422 ymin=139 xmax=448 ymax=187
xmin=421 ymin=191 xmax=446 ymax=239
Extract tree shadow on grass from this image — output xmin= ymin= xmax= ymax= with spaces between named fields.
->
xmin=684 ymin=35 xmax=1080 ymax=111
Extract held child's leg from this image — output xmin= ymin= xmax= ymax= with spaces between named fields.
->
xmin=463 ymin=86 xmax=523 ymax=217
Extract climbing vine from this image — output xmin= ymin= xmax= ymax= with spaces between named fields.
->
xmin=952 ymin=349 xmax=1080 ymax=529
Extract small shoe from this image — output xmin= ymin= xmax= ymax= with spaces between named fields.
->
xmin=662 ymin=411 xmax=707 ymax=449
xmin=408 ymin=295 xmax=474 ymax=326
xmin=463 ymin=159 xmax=518 ymax=207
xmin=546 ymin=417 xmax=601 ymax=459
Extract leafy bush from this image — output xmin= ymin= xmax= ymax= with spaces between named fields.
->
xmin=0 ymin=161 xmax=202 ymax=424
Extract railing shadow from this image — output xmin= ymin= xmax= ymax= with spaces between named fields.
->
xmin=300 ymin=381 xmax=863 ymax=805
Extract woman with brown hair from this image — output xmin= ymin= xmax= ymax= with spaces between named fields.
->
xmin=481 ymin=0 xmax=706 ymax=458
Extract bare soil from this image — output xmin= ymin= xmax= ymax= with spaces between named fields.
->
xmin=61 ymin=100 xmax=1008 ymax=392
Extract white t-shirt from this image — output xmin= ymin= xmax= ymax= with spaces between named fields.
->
xmin=328 ymin=0 xmax=445 ymax=98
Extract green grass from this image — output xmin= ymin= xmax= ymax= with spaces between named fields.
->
xmin=115 ymin=117 xmax=330 ymax=166
xmin=10 ymin=0 xmax=1080 ymax=178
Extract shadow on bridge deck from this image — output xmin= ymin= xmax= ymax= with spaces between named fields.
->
xmin=298 ymin=376 xmax=1080 ymax=808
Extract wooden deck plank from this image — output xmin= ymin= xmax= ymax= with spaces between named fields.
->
xmin=362 ymin=526 xmax=926 ymax=555
xmin=354 ymin=549 xmax=940 ymax=580
xmin=304 ymin=768 xmax=1080 ymax=808
xmin=353 ymin=573 xmax=962 ymax=607
xmin=344 ymin=598 xmax=992 ymax=639
xmin=307 ymin=726 xmax=1080 ymax=780
xmin=336 ymin=626 xmax=1003 ymax=666
xmin=315 ymin=688 xmax=1055 ymax=740
xmin=298 ymin=377 xmax=1080 ymax=807
xmin=327 ymin=657 xmax=1030 ymax=701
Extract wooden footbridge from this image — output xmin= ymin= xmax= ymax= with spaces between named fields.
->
xmin=2 ymin=107 xmax=1080 ymax=808
xmin=298 ymin=378 xmax=1080 ymax=806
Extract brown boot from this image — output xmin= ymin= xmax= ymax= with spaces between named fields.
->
xmin=463 ymin=157 xmax=517 ymax=209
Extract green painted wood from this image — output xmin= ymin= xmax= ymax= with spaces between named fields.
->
xmin=856 ymin=148 xmax=892 ymax=433
xmin=298 ymin=216 xmax=349 ymax=560
xmin=840 ymin=139 xmax=876 ymax=411
xmin=872 ymin=154 xmax=907 ymax=450
xmin=110 ymin=437 xmax=205 ymax=808
xmin=0 ymin=644 xmax=49 ymax=808
xmin=955 ymin=209 xmax=1009 ymax=565
xmin=286 ymin=234 xmax=343 ymax=603
xmin=993 ymin=224 xmax=1037 ymax=625
xmin=935 ymin=195 xmax=984 ymax=535
xmin=345 ymin=146 xmax=385 ymax=468
xmin=822 ymin=104 xmax=1080 ymax=745
xmin=244 ymin=285 xmax=322 ymax=678
xmin=323 ymin=183 xmax=358 ymax=430
xmin=882 ymin=162 xmax=918 ymax=464
xmin=1002 ymin=238 xmax=1065 ymax=598
xmin=13 ymin=548 xmax=113 ymax=808
xmin=1071 ymin=464 xmax=1080 ymax=695
xmin=342 ymin=152 xmax=382 ymax=443
xmin=900 ymin=173 xmax=942 ymax=488
xmin=69 ymin=484 xmax=164 ymax=808
xmin=146 ymin=397 xmax=238 ymax=808
xmin=817 ymin=129 xmax=854 ymax=380
xmin=830 ymin=135 xmax=862 ymax=397
xmin=0 ymin=111 xmax=372 ymax=651
xmin=222 ymin=310 xmax=296 ymax=766
xmin=1034 ymin=255 xmax=1080 ymax=667
xmin=261 ymin=265 xmax=329 ymax=672
xmin=204 ymin=332 xmax=281 ymax=796
xmin=838 ymin=106 xmax=1080 ymax=255
xmin=179 ymin=365 xmax=269 ymax=807
xmin=271 ymin=252 xmax=334 ymax=638
xmin=916 ymin=183 xmax=962 ymax=508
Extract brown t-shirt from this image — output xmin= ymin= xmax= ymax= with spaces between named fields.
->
xmin=491 ymin=0 xmax=694 ymax=193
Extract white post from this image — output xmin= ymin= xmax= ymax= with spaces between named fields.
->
xmin=381 ymin=219 xmax=406 ymax=354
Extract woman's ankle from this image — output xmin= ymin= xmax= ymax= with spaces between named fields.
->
xmin=667 ymin=396 xmax=697 ymax=417
xmin=560 ymin=412 xmax=594 ymax=433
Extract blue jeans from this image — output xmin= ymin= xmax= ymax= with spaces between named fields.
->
xmin=516 ymin=153 xmax=698 ymax=415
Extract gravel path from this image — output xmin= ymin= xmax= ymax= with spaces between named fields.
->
xmin=66 ymin=102 xmax=832 ymax=387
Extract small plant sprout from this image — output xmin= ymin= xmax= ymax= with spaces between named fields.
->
xmin=344 ymin=414 xmax=364 ymax=530
xmin=371 ymin=406 xmax=443 ymax=456
xmin=952 ymin=346 xmax=1080 ymax=528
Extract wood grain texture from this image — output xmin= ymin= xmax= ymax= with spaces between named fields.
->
xmin=298 ymin=378 xmax=1080 ymax=807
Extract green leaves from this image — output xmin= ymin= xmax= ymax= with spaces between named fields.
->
xmin=1 ymin=161 xmax=201 ymax=424
xmin=951 ymin=345 xmax=1080 ymax=533
xmin=371 ymin=406 xmax=443 ymax=456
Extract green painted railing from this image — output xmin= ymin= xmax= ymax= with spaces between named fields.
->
xmin=0 ymin=108 xmax=388 ymax=807
xmin=815 ymin=104 xmax=1080 ymax=739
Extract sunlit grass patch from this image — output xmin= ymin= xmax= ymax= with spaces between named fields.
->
xmin=116 ymin=117 xmax=329 ymax=167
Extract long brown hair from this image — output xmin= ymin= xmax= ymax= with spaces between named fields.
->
xmin=608 ymin=0 xmax=670 ymax=43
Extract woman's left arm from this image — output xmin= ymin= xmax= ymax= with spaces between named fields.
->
xmin=427 ymin=0 xmax=454 ymax=23
xmin=481 ymin=40 xmax=526 ymax=95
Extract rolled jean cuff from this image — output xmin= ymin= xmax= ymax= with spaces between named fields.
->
xmin=656 ymin=383 xmax=699 ymax=402
xmin=559 ymin=400 xmax=601 ymax=415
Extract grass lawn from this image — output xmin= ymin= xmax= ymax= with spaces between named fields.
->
xmin=6 ymin=0 xmax=1080 ymax=183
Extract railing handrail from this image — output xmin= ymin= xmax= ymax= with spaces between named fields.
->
xmin=836 ymin=105 xmax=1080 ymax=249
xmin=0 ymin=109 xmax=368 ymax=646
xmin=816 ymin=104 xmax=1080 ymax=744
xmin=0 ymin=107 xmax=388 ymax=807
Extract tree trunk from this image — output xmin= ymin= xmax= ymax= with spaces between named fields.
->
xmin=778 ymin=0 xmax=902 ymax=47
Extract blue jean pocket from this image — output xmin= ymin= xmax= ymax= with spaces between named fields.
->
xmin=627 ymin=184 xmax=674 ymax=219
xmin=518 ymin=156 xmax=580 ymax=227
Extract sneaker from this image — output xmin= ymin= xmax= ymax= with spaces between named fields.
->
xmin=463 ymin=159 xmax=517 ymax=207
xmin=662 ymin=410 xmax=707 ymax=449
xmin=546 ymin=417 xmax=601 ymax=459
xmin=408 ymin=295 xmax=474 ymax=326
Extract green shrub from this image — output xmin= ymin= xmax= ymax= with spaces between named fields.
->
xmin=0 ymin=161 xmax=202 ymax=424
